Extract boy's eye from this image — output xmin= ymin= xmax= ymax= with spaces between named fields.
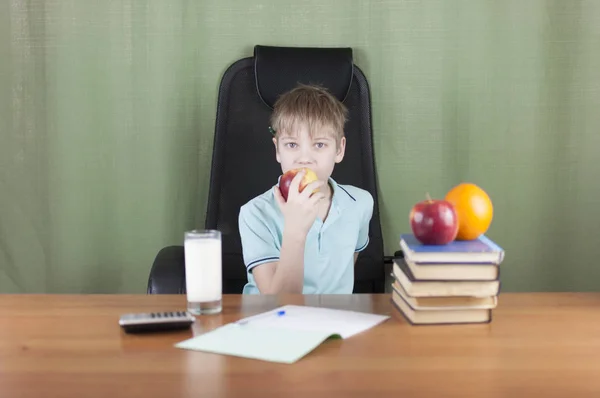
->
xmin=315 ymin=142 xmax=326 ymax=149
xmin=285 ymin=143 xmax=297 ymax=149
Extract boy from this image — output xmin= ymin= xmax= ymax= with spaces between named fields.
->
xmin=238 ymin=84 xmax=374 ymax=294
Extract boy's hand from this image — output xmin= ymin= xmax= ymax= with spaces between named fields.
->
xmin=274 ymin=169 xmax=326 ymax=237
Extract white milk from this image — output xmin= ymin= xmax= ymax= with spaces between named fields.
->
xmin=184 ymin=238 xmax=222 ymax=303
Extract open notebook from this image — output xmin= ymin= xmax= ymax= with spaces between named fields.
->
xmin=175 ymin=305 xmax=390 ymax=364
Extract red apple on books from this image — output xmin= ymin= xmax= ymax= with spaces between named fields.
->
xmin=278 ymin=168 xmax=319 ymax=201
xmin=409 ymin=194 xmax=459 ymax=245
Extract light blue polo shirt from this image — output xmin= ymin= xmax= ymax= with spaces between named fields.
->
xmin=238 ymin=178 xmax=374 ymax=294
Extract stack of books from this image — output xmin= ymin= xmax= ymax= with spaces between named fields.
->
xmin=391 ymin=234 xmax=504 ymax=325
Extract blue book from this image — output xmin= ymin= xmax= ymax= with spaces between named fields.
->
xmin=399 ymin=234 xmax=505 ymax=264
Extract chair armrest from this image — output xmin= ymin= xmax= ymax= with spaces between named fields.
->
xmin=147 ymin=246 xmax=187 ymax=294
xmin=383 ymin=250 xmax=403 ymax=264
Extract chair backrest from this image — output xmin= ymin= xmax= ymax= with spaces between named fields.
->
xmin=206 ymin=45 xmax=385 ymax=293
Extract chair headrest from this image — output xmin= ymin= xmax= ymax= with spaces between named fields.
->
xmin=254 ymin=45 xmax=354 ymax=109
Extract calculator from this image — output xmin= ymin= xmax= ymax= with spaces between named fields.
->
xmin=119 ymin=311 xmax=195 ymax=334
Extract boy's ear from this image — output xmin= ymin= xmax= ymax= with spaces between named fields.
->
xmin=335 ymin=136 xmax=346 ymax=163
xmin=272 ymin=137 xmax=281 ymax=164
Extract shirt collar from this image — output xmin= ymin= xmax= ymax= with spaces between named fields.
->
xmin=328 ymin=177 xmax=355 ymax=211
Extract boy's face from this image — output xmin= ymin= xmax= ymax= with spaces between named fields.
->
xmin=273 ymin=123 xmax=346 ymax=182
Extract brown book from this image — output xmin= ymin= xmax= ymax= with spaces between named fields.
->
xmin=391 ymin=284 xmax=492 ymax=325
xmin=391 ymin=280 xmax=498 ymax=310
xmin=392 ymin=259 xmax=500 ymax=298
xmin=401 ymin=256 xmax=499 ymax=281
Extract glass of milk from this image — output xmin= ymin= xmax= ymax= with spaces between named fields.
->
xmin=184 ymin=230 xmax=222 ymax=315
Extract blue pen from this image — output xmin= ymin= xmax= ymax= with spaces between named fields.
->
xmin=236 ymin=309 xmax=286 ymax=325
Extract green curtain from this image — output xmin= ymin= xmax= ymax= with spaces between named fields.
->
xmin=2 ymin=0 xmax=599 ymax=293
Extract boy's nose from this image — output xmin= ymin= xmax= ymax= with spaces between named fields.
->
xmin=296 ymin=150 xmax=315 ymax=165
xmin=297 ymin=156 xmax=313 ymax=164
xmin=296 ymin=156 xmax=315 ymax=165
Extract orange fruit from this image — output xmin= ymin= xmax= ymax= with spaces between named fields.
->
xmin=444 ymin=183 xmax=493 ymax=240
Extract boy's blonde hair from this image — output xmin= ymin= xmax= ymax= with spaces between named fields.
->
xmin=270 ymin=84 xmax=348 ymax=145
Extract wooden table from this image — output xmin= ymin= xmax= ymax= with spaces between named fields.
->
xmin=1 ymin=293 xmax=600 ymax=398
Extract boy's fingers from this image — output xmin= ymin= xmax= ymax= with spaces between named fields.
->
xmin=300 ymin=180 xmax=325 ymax=200
xmin=308 ymin=191 xmax=326 ymax=205
xmin=288 ymin=169 xmax=306 ymax=198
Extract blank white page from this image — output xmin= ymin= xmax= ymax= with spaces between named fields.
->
xmin=235 ymin=304 xmax=390 ymax=339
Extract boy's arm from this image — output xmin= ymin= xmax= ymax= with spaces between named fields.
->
xmin=251 ymin=230 xmax=306 ymax=294
xmin=354 ymin=191 xmax=374 ymax=265
xmin=239 ymin=170 xmax=325 ymax=294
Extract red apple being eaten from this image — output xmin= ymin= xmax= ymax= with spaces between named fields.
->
xmin=279 ymin=168 xmax=319 ymax=201
xmin=409 ymin=195 xmax=459 ymax=245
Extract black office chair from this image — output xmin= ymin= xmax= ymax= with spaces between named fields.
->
xmin=147 ymin=45 xmax=397 ymax=295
